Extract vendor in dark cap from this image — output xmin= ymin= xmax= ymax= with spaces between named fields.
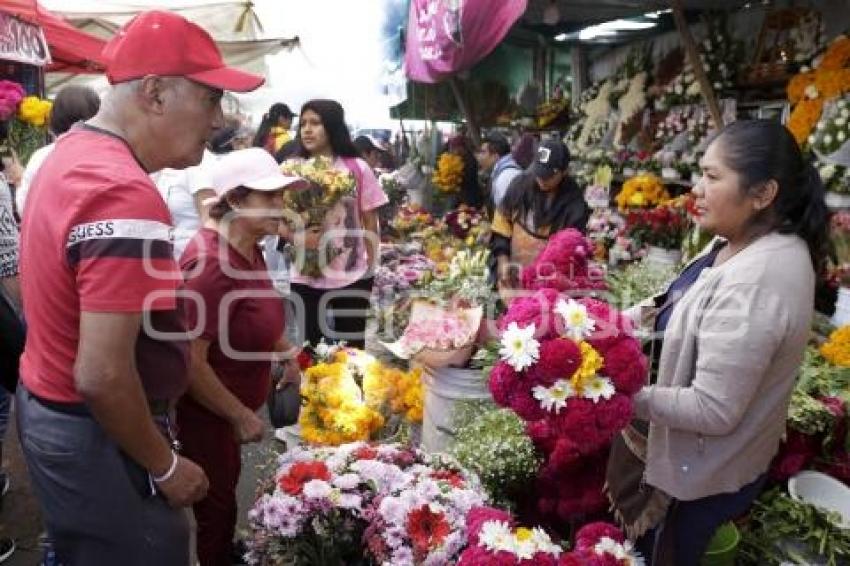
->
xmin=354 ymin=135 xmax=385 ymax=172
xmin=490 ymin=139 xmax=590 ymax=298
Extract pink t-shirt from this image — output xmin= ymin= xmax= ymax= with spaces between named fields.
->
xmin=288 ymin=156 xmax=388 ymax=289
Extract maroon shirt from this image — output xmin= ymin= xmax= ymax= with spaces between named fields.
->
xmin=179 ymin=228 xmax=284 ymax=411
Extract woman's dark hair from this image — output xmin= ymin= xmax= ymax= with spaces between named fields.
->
xmin=50 ymin=85 xmax=100 ymax=135
xmin=294 ymin=99 xmax=360 ymax=159
xmin=208 ymin=186 xmax=252 ymax=220
xmin=252 ymin=102 xmax=294 ymax=148
xmin=712 ymin=119 xmax=830 ymax=272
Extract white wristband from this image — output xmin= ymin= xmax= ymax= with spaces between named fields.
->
xmin=152 ymin=451 xmax=178 ymax=483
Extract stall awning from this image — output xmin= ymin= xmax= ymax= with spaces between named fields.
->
xmin=1 ymin=0 xmax=106 ymax=73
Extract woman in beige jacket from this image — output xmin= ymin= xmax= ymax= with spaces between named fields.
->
xmin=623 ymin=120 xmax=830 ymax=565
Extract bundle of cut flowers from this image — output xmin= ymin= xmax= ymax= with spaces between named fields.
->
xmin=614 ymin=173 xmax=669 ymax=212
xmin=0 ymin=81 xmax=52 ymax=165
xmin=520 ymin=229 xmax=607 ymax=294
xmin=449 ymin=408 xmax=541 ymax=510
xmin=432 ymin=152 xmax=464 ymax=194
xmin=424 ymin=248 xmax=493 ymax=306
xmin=809 ymin=96 xmax=850 ymax=157
xmin=442 ymin=204 xmax=489 ymax=242
xmin=372 ymin=250 xmax=435 ymax=340
xmin=587 ymin=209 xmax=626 ymax=261
xmin=490 ymin=272 xmax=647 ymax=520
xmin=624 ymin=200 xmax=692 ymax=251
xmin=246 ymin=442 xmax=487 ymax=565
xmin=396 ymin=303 xmax=480 ymax=357
xmin=831 ymin=211 xmax=850 ymax=284
xmin=559 ymin=522 xmax=645 ymax=566
xmin=770 ymin=345 xmax=850 ymax=483
xmin=818 ymin=161 xmax=850 ymax=194
xmin=457 ymin=506 xmax=564 ymax=565
xmin=391 ymin=203 xmax=435 ymax=236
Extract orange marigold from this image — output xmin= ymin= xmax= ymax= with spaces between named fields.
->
xmin=788 ymin=99 xmax=824 ymax=145
xmin=788 ymin=73 xmax=816 ymax=104
xmin=820 ymin=36 xmax=850 ymax=71
xmin=815 ymin=69 xmax=850 ymax=99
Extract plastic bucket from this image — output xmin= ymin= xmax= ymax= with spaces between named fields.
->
xmin=645 ymin=246 xmax=682 ymax=267
xmin=832 ymin=287 xmax=850 ymax=328
xmin=420 ymin=367 xmax=492 ymax=453
xmin=700 ymin=522 xmax=739 ymax=566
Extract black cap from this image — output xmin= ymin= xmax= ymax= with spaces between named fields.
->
xmin=271 ymin=102 xmax=296 ymax=119
xmin=530 ymin=140 xmax=570 ymax=180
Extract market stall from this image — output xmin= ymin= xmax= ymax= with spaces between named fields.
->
xmin=247 ymin=2 xmax=850 ymax=564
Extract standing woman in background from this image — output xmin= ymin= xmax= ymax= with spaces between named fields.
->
xmin=252 ymin=102 xmax=295 ymax=154
xmin=283 ymin=99 xmax=388 ymax=348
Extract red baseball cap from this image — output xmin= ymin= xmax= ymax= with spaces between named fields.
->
xmin=103 ymin=10 xmax=265 ymax=93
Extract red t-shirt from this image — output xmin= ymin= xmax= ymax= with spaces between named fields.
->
xmin=179 ymin=228 xmax=284 ymax=412
xmin=19 ymin=125 xmax=189 ymax=403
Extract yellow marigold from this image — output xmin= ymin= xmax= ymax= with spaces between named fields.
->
xmin=571 ymin=341 xmax=605 ymax=393
xmin=18 ymin=96 xmax=52 ymax=127
xmin=432 ymin=152 xmax=464 ymax=193
xmin=820 ymin=325 xmax=850 ymax=367
xmin=616 ymin=173 xmax=669 ymax=212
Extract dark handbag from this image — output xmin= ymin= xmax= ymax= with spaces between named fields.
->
xmin=0 ymin=285 xmax=24 ymax=393
xmin=267 ymin=364 xmax=301 ymax=429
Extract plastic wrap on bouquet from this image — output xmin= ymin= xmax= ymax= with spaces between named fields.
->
xmin=380 ymin=301 xmax=482 ymax=369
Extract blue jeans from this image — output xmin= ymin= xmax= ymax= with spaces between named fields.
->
xmin=639 ymin=474 xmax=767 ymax=566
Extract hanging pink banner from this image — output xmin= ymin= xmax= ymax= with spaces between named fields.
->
xmin=404 ymin=0 xmax=527 ymax=83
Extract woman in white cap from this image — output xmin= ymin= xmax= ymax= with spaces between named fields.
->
xmin=175 ymin=147 xmax=304 ymax=565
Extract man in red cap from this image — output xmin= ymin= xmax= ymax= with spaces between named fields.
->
xmin=16 ymin=10 xmax=264 ymax=564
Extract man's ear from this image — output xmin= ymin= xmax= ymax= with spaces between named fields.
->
xmin=137 ymin=75 xmax=166 ymax=116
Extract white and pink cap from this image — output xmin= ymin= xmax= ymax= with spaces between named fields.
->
xmin=210 ymin=147 xmax=307 ymax=198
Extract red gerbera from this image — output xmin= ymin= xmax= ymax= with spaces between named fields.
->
xmin=407 ymin=505 xmax=451 ymax=555
xmin=278 ymin=460 xmax=331 ymax=495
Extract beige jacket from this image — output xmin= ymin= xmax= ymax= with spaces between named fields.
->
xmin=633 ymin=232 xmax=814 ymax=501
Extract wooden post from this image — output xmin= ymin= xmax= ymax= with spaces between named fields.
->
xmin=670 ymin=0 xmax=725 ymax=128
xmin=448 ymin=75 xmax=482 ymax=146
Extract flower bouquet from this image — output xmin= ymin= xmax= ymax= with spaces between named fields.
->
xmin=442 ymin=205 xmax=489 ymax=244
xmin=432 ymin=152 xmax=464 ymax=194
xmin=519 ymin=229 xmax=608 ymax=295
xmin=0 ymin=81 xmax=51 ymax=166
xmin=810 ymin=96 xmax=850 ymax=163
xmin=390 ymin=203 xmax=434 ymax=237
xmin=372 ymin=250 xmax=435 ymax=340
xmin=246 ymin=442 xmax=486 ymax=565
xmin=818 ymin=162 xmax=850 ymax=195
xmin=831 ymin=211 xmax=850 ymax=285
xmin=449 ymin=408 xmax=541 ymax=510
xmin=614 ymin=174 xmax=669 ymax=212
xmin=280 ymin=156 xmax=357 ymax=278
xmin=624 ymin=201 xmax=691 ymax=250
xmin=490 ymin=279 xmax=647 ymax=520
xmin=382 ymin=300 xmax=483 ymax=369
xmin=457 ymin=506 xmax=563 ymax=565
xmin=587 ymin=209 xmax=626 ymax=261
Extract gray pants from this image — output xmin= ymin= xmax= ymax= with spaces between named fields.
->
xmin=16 ymin=387 xmax=190 ymax=565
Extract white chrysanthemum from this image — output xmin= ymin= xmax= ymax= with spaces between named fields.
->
xmin=583 ymin=375 xmax=616 ymax=403
xmin=531 ymin=527 xmax=562 ymax=556
xmin=555 ymin=299 xmax=596 ymax=341
xmin=302 ymin=479 xmax=332 ymax=500
xmin=594 ymin=537 xmax=624 ymax=556
xmin=837 ymin=117 xmax=847 ymax=127
xmin=839 ymin=131 xmax=847 ymax=143
xmin=499 ymin=322 xmax=540 ymax=372
xmin=478 ymin=520 xmax=514 ymax=553
xmin=825 ymin=134 xmax=834 ymax=146
xmin=809 ymin=134 xmax=818 ymax=145
xmin=533 ymin=380 xmax=576 ymax=413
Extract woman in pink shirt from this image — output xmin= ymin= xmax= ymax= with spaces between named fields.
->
xmin=283 ymin=99 xmax=388 ymax=348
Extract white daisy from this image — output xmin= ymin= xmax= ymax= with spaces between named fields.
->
xmin=583 ymin=375 xmax=616 ymax=403
xmin=533 ymin=380 xmax=576 ymax=413
xmin=478 ymin=520 xmax=514 ymax=553
xmin=499 ymin=322 xmax=540 ymax=372
xmin=555 ymin=298 xmax=596 ymax=341
xmin=839 ymin=131 xmax=847 ymax=143
xmin=825 ymin=134 xmax=834 ymax=146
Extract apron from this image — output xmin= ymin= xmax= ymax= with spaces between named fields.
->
xmin=509 ymin=222 xmax=549 ymax=268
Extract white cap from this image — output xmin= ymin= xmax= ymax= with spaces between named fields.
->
xmin=210 ymin=147 xmax=307 ymax=197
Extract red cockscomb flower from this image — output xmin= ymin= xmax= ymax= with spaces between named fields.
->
xmin=296 ymin=349 xmax=314 ymax=370
xmin=278 ymin=460 xmax=331 ymax=495
xmin=575 ymin=522 xmax=625 ymax=550
xmin=527 ymin=338 xmax=582 ymax=387
xmin=466 ymin=506 xmax=514 ymax=546
xmin=407 ymin=505 xmax=451 ymax=555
